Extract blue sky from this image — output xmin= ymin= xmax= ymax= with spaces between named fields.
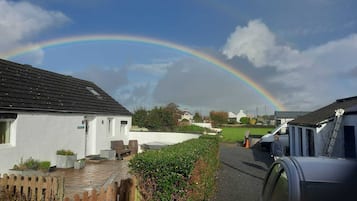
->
xmin=0 ymin=0 xmax=356 ymax=115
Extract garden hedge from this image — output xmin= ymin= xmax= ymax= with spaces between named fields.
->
xmin=129 ymin=135 xmax=219 ymax=201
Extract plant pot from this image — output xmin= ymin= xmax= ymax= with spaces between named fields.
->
xmin=74 ymin=160 xmax=86 ymax=169
xmin=56 ymin=154 xmax=77 ymax=168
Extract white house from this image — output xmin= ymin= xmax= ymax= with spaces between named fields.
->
xmin=0 ymin=59 xmax=132 ymax=173
xmin=228 ymin=112 xmax=237 ymax=123
xmin=236 ymin=110 xmax=247 ymax=123
xmin=228 ymin=110 xmax=247 ymax=123
xmin=179 ymin=110 xmax=193 ymax=123
xmin=288 ymin=96 xmax=357 ymax=158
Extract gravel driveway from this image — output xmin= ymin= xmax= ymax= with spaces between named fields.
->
xmin=214 ymin=143 xmax=274 ymax=201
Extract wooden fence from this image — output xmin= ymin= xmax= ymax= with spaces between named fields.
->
xmin=0 ymin=174 xmax=135 ymax=201
xmin=63 ymin=178 xmax=135 ymax=201
xmin=0 ymin=173 xmax=64 ymax=201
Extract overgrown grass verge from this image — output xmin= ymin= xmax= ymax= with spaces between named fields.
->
xmin=129 ymin=136 xmax=219 ymax=201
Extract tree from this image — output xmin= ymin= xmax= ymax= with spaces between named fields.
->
xmin=249 ymin=118 xmax=257 ymax=125
xmin=240 ymin=117 xmax=250 ymax=125
xmin=146 ymin=106 xmax=176 ymax=131
xmin=193 ymin=112 xmax=203 ymax=123
xmin=164 ymin=103 xmax=181 ymax=126
xmin=132 ymin=108 xmax=148 ymax=128
xmin=209 ymin=111 xmax=228 ymax=127
xmin=146 ymin=107 xmax=163 ymax=130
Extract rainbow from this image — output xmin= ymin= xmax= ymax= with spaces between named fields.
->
xmin=0 ymin=34 xmax=285 ymax=111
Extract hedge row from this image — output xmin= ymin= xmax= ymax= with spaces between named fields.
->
xmin=129 ymin=136 xmax=219 ymax=201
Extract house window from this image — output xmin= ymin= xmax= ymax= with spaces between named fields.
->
xmin=86 ymin=86 xmax=103 ymax=99
xmin=108 ymin=118 xmax=114 ymax=136
xmin=307 ymin=129 xmax=315 ymax=156
xmin=120 ymin=121 xmax=128 ymax=136
xmin=0 ymin=121 xmax=11 ymax=144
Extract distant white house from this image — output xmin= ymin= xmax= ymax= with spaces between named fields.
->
xmin=0 ymin=59 xmax=132 ymax=173
xmin=179 ymin=111 xmax=193 ymax=123
xmin=228 ymin=110 xmax=247 ymax=123
xmin=236 ymin=110 xmax=247 ymax=123
xmin=288 ymin=96 xmax=357 ymax=158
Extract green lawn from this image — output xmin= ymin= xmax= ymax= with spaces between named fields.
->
xmin=220 ymin=127 xmax=274 ymax=143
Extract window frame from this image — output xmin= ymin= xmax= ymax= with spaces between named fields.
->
xmin=107 ymin=118 xmax=115 ymax=137
xmin=0 ymin=120 xmax=11 ymax=144
xmin=0 ymin=118 xmax=16 ymax=147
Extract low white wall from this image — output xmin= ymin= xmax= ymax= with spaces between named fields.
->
xmin=129 ymin=132 xmax=201 ymax=152
xmin=192 ymin=123 xmax=212 ymax=129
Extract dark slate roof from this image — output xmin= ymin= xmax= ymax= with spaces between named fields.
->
xmin=274 ymin=111 xmax=309 ymax=119
xmin=288 ymin=96 xmax=357 ymax=127
xmin=0 ymin=59 xmax=131 ymax=115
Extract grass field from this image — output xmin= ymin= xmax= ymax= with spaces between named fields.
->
xmin=220 ymin=127 xmax=274 ymax=143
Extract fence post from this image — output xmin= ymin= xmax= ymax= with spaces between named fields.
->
xmin=22 ymin=176 xmax=30 ymax=198
xmin=91 ymin=189 xmax=97 ymax=201
xmin=57 ymin=176 xmax=65 ymax=201
xmin=83 ymin=191 xmax=89 ymax=201
xmin=30 ymin=175 xmax=37 ymax=200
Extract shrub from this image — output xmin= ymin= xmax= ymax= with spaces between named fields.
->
xmin=129 ymin=136 xmax=219 ymax=201
xmin=175 ymin=125 xmax=206 ymax=134
xmin=12 ymin=157 xmax=51 ymax=171
xmin=240 ymin=117 xmax=250 ymax=124
xmin=56 ymin=149 xmax=75 ymax=155
xmin=39 ymin=161 xmax=51 ymax=170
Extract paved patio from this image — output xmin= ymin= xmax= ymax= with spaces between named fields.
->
xmin=50 ymin=158 xmax=131 ymax=199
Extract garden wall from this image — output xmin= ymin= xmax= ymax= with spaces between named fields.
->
xmin=128 ymin=132 xmax=201 ymax=152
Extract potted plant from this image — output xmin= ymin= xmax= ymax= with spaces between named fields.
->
xmin=74 ymin=158 xmax=86 ymax=169
xmin=56 ymin=149 xmax=77 ymax=168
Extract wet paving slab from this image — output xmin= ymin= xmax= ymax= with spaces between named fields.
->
xmin=50 ymin=159 xmax=131 ymax=199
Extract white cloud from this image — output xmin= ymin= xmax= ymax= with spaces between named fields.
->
xmin=222 ymin=20 xmax=275 ymax=67
xmin=222 ymin=19 xmax=357 ymax=110
xmin=129 ymin=61 xmax=173 ymax=76
xmin=0 ymin=0 xmax=69 ymax=62
xmin=222 ymin=19 xmax=312 ymax=70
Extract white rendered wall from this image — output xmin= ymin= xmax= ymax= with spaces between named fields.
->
xmin=0 ymin=113 xmax=86 ymax=174
xmin=129 ymin=132 xmax=201 ymax=152
xmin=93 ymin=115 xmax=132 ymax=154
xmin=192 ymin=123 xmax=212 ymax=129
xmin=0 ymin=113 xmax=132 ymax=174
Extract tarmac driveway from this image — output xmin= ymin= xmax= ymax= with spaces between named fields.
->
xmin=214 ymin=143 xmax=274 ymax=201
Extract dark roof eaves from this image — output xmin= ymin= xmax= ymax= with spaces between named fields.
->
xmin=287 ymin=122 xmax=318 ymax=128
xmin=0 ymin=106 xmax=132 ymax=116
xmin=288 ymin=118 xmax=332 ymax=128
xmin=274 ymin=111 xmax=310 ymax=118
